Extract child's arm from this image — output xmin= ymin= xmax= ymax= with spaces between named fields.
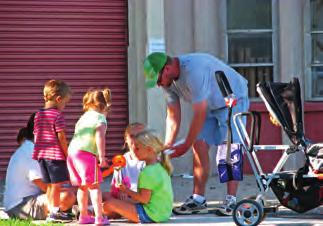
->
xmin=96 ymin=123 xmax=108 ymax=167
xmin=57 ymin=131 xmax=68 ymax=157
xmin=119 ymin=184 xmax=151 ymax=204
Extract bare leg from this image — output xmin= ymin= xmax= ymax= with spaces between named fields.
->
xmin=46 ymin=183 xmax=62 ymax=212
xmin=227 ymin=180 xmax=239 ymax=196
xmin=88 ymin=184 xmax=103 ymax=219
xmin=102 ymin=192 xmax=125 ymax=219
xmin=51 ymin=183 xmax=61 ymax=209
xmin=192 ymin=140 xmax=210 ymax=196
xmin=78 ymin=186 xmax=89 ymax=217
xmin=102 ymin=197 xmax=139 ymax=223
xmin=102 ymin=191 xmax=111 ymax=202
xmin=59 ymin=189 xmax=76 ymax=211
xmin=46 ymin=184 xmax=52 ymax=211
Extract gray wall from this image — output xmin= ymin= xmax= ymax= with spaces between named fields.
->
xmin=128 ymin=0 xmax=307 ymax=174
xmin=278 ymin=0 xmax=306 ymax=169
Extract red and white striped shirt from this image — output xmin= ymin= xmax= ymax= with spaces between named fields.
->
xmin=32 ymin=108 xmax=66 ymax=160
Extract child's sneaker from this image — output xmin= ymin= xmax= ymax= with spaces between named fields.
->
xmin=46 ymin=211 xmax=73 ymax=223
xmin=71 ymin=204 xmax=80 ymax=219
xmin=215 ymin=195 xmax=237 ymax=216
xmin=95 ymin=216 xmax=110 ymax=225
xmin=172 ymin=195 xmax=208 ymax=215
xmin=78 ymin=215 xmax=95 ymax=224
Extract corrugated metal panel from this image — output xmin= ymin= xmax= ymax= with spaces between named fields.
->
xmin=0 ymin=0 xmax=128 ymax=177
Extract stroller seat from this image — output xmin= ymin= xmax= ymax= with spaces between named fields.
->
xmin=256 ymin=77 xmax=323 ymax=211
xmin=307 ymin=143 xmax=323 ymax=158
xmin=307 ymin=143 xmax=323 ymax=173
xmin=231 ymin=78 xmax=322 ymax=226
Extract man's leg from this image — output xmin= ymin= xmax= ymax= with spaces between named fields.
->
xmin=227 ymin=180 xmax=238 ymax=196
xmin=192 ymin=140 xmax=210 ymax=196
xmin=215 ymin=180 xmax=238 ymax=216
xmin=172 ymin=139 xmax=209 ymax=215
xmin=220 ymin=96 xmax=249 ymax=214
xmin=217 ymin=145 xmax=244 ymax=215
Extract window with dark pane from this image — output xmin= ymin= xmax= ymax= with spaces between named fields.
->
xmin=311 ymin=0 xmax=323 ymax=97
xmin=227 ymin=0 xmax=273 ymax=98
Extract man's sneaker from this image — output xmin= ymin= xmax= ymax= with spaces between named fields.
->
xmin=215 ymin=195 xmax=237 ymax=216
xmin=46 ymin=211 xmax=73 ymax=223
xmin=173 ymin=195 xmax=208 ymax=215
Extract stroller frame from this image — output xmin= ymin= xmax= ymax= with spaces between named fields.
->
xmin=234 ymin=112 xmax=291 ymax=196
xmin=231 ymin=78 xmax=322 ymax=226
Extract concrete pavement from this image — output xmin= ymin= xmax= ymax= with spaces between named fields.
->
xmin=1 ymin=175 xmax=322 ymax=225
xmin=36 ymin=175 xmax=323 ymax=225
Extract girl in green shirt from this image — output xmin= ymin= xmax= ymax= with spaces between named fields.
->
xmin=103 ymin=130 xmax=174 ymax=223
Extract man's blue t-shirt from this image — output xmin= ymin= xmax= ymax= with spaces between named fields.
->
xmin=163 ymin=53 xmax=248 ymax=110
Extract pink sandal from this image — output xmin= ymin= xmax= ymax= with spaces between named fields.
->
xmin=78 ymin=215 xmax=95 ymax=224
xmin=95 ymin=216 xmax=110 ymax=225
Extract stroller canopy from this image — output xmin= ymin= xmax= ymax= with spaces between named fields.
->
xmin=256 ymin=78 xmax=304 ymax=145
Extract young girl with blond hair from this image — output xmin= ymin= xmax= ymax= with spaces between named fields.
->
xmin=103 ymin=130 xmax=173 ymax=223
xmin=67 ymin=88 xmax=111 ymax=225
xmin=108 ymin=122 xmax=146 ymax=200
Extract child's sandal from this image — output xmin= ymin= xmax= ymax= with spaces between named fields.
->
xmin=95 ymin=216 xmax=110 ymax=225
xmin=78 ymin=215 xmax=95 ymax=224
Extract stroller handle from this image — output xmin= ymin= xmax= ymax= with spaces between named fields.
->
xmin=237 ymin=111 xmax=261 ymax=152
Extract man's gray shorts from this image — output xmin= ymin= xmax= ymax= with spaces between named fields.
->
xmin=197 ymin=97 xmax=249 ymax=145
xmin=6 ymin=194 xmax=47 ymax=220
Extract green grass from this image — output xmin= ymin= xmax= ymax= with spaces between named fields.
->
xmin=0 ymin=219 xmax=64 ymax=226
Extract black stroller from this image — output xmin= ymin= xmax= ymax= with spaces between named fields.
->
xmin=232 ymin=78 xmax=323 ymax=226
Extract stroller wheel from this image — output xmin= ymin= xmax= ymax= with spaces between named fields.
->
xmin=244 ymin=195 xmax=267 ymax=207
xmin=233 ymin=199 xmax=264 ymax=226
xmin=244 ymin=195 xmax=268 ymax=220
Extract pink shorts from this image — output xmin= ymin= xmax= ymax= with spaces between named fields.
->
xmin=67 ymin=150 xmax=103 ymax=186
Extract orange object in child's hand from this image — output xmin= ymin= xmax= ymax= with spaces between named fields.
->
xmin=112 ymin=155 xmax=126 ymax=168
xmin=101 ymin=154 xmax=127 ymax=178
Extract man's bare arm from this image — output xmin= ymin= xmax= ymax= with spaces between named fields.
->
xmin=165 ymin=100 xmax=181 ymax=146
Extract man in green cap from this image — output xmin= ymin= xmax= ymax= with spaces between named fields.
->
xmin=143 ymin=52 xmax=249 ymax=215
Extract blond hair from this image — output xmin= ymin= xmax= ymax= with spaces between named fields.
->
xmin=122 ymin=122 xmax=146 ymax=152
xmin=83 ymin=88 xmax=112 ymax=113
xmin=43 ymin=80 xmax=71 ymax=101
xmin=134 ymin=130 xmax=173 ymax=175
xmin=124 ymin=122 xmax=145 ymax=140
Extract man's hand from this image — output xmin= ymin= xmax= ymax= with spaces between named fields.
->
xmin=169 ymin=142 xmax=191 ymax=158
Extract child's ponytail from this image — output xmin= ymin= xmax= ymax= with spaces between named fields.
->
xmin=160 ymin=150 xmax=173 ymax=176
xmin=102 ymin=88 xmax=112 ymax=113
xmin=82 ymin=87 xmax=112 ymax=113
xmin=135 ymin=130 xmax=173 ymax=175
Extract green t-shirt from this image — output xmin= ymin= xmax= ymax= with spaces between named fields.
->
xmin=68 ymin=110 xmax=107 ymax=155
xmin=138 ymin=163 xmax=173 ymax=222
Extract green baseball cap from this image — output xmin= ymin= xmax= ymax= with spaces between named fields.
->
xmin=143 ymin=52 xmax=167 ymax=88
